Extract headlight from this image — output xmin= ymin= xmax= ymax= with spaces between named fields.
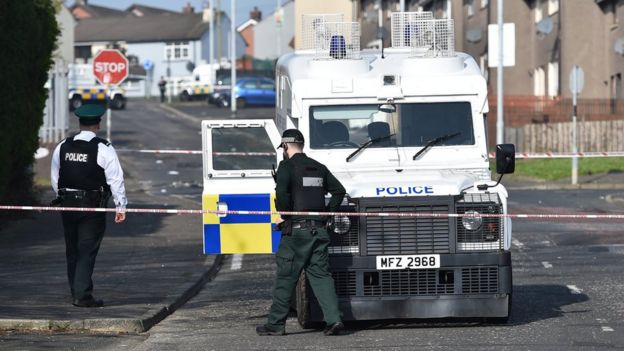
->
xmin=461 ymin=210 xmax=482 ymax=231
xmin=331 ymin=215 xmax=351 ymax=234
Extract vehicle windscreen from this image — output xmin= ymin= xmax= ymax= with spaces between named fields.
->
xmin=309 ymin=102 xmax=474 ymax=149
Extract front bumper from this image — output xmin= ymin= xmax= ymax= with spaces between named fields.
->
xmin=309 ymin=251 xmax=512 ymax=321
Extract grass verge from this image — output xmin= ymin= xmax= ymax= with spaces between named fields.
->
xmin=508 ymin=157 xmax=624 ymax=181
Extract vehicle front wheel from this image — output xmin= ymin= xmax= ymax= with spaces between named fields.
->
xmin=236 ymin=98 xmax=247 ymax=108
xmin=296 ymin=272 xmax=323 ymax=330
xmin=110 ymin=96 xmax=125 ymax=109
xmin=70 ymin=95 xmax=82 ymax=111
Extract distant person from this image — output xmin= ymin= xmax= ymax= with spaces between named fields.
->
xmin=158 ymin=76 xmax=167 ymax=103
xmin=50 ymin=104 xmax=127 ymax=308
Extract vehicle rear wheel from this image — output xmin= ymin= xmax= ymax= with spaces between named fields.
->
xmin=180 ymin=91 xmax=190 ymax=102
xmin=70 ymin=95 xmax=82 ymax=111
xmin=296 ymin=272 xmax=323 ymax=330
xmin=111 ymin=96 xmax=125 ymax=109
xmin=236 ymin=98 xmax=247 ymax=108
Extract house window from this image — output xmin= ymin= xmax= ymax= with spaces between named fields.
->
xmin=164 ymin=41 xmax=191 ymax=60
xmin=535 ymin=0 xmax=543 ymax=23
xmin=481 ymin=0 xmax=488 ymax=9
xmin=547 ymin=0 xmax=559 ymax=15
xmin=466 ymin=0 xmax=475 ymax=17
xmin=547 ymin=61 xmax=559 ymax=97
xmin=533 ymin=66 xmax=546 ymax=96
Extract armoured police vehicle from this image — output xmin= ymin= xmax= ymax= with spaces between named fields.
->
xmin=201 ymin=12 xmax=516 ymax=325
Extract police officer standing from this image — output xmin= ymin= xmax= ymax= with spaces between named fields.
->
xmin=256 ymin=129 xmax=345 ymax=336
xmin=50 ymin=104 xmax=127 ymax=308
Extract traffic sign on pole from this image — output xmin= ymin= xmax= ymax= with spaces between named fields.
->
xmin=93 ymin=49 xmax=129 ymax=86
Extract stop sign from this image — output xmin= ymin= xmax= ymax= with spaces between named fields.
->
xmin=93 ymin=49 xmax=129 ymax=85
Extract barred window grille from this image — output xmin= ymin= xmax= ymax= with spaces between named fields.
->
xmin=300 ymin=14 xmax=344 ymax=51
xmin=314 ymin=22 xmax=361 ymax=60
xmin=410 ymin=19 xmax=455 ymax=57
xmin=390 ymin=12 xmax=434 ymax=48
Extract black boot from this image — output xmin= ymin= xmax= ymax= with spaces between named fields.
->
xmin=323 ymin=321 xmax=344 ymax=336
xmin=72 ymin=297 xmax=104 ymax=308
xmin=256 ymin=324 xmax=285 ymax=336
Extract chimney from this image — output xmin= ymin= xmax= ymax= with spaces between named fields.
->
xmin=249 ymin=6 xmax=262 ymax=21
xmin=182 ymin=2 xmax=195 ymax=14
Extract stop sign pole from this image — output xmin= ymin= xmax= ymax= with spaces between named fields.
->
xmin=93 ymin=49 xmax=129 ymax=142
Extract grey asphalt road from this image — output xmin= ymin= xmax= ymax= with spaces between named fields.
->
xmin=2 ymin=102 xmax=623 ymax=350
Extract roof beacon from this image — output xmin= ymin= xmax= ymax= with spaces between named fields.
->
xmin=315 ymin=22 xmax=361 ymax=60
xmin=300 ymin=14 xmax=344 ymax=51
xmin=390 ymin=12 xmax=433 ymax=48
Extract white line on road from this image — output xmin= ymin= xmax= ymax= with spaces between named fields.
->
xmin=567 ymin=285 xmax=583 ymax=294
xmin=230 ymin=254 xmax=243 ymax=270
xmin=541 ymin=261 xmax=553 ymax=269
xmin=602 ymin=326 xmax=614 ymax=332
xmin=512 ymin=239 xmax=525 ymax=248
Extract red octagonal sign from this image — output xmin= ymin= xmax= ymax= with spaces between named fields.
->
xmin=93 ymin=49 xmax=129 ymax=85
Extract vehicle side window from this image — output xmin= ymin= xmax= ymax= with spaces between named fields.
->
xmin=259 ymin=81 xmax=275 ymax=90
xmin=242 ymin=80 xmax=258 ymax=89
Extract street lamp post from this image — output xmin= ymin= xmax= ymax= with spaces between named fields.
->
xmin=230 ymin=0 xmax=236 ymax=114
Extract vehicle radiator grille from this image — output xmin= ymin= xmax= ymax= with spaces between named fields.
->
xmin=362 ymin=270 xmax=454 ymax=296
xmin=461 ymin=267 xmax=499 ymax=294
xmin=365 ymin=205 xmax=450 ymax=255
xmin=332 ymin=271 xmax=357 ymax=297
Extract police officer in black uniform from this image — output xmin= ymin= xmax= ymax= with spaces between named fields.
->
xmin=50 ymin=104 xmax=127 ymax=307
xmin=256 ymin=129 xmax=346 ymax=336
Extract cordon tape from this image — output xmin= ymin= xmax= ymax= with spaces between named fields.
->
xmin=115 ymin=149 xmax=624 ymax=159
xmin=1 ymin=205 xmax=623 ymax=220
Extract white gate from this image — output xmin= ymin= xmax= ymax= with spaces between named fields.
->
xmin=39 ymin=60 xmax=69 ymax=144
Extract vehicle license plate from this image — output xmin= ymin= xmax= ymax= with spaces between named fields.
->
xmin=376 ymin=254 xmax=441 ymax=270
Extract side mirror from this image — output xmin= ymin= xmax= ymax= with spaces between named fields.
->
xmin=496 ymin=144 xmax=515 ymax=174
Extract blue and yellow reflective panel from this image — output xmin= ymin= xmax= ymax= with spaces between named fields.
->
xmin=193 ymin=85 xmax=211 ymax=95
xmin=203 ymin=193 xmax=282 ymax=254
xmin=73 ymin=87 xmax=107 ymax=101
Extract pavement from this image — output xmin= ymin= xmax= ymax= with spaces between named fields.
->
xmin=0 ymin=100 xmax=622 ymax=336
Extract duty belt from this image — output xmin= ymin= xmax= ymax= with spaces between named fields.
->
xmin=58 ymin=189 xmax=102 ymax=200
xmin=291 ymin=219 xmax=326 ymax=230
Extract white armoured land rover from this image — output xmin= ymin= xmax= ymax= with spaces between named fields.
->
xmin=201 ymin=12 xmax=516 ymax=326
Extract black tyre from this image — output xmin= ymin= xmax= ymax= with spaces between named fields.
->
xmin=70 ymin=95 xmax=82 ymax=111
xmin=111 ymin=96 xmax=125 ymax=110
xmin=296 ymin=272 xmax=323 ymax=329
xmin=180 ymin=91 xmax=190 ymax=102
xmin=218 ymin=96 xmax=230 ymax=108
xmin=236 ymin=97 xmax=247 ymax=108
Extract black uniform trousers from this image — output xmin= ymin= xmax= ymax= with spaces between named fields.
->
xmin=61 ymin=209 xmax=106 ymax=301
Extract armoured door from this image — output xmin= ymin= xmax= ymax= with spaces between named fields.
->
xmin=201 ymin=119 xmax=282 ymax=254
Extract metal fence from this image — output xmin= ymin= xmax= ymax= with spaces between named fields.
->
xmin=39 ymin=60 xmax=69 ymax=144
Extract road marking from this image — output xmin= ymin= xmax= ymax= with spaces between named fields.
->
xmin=541 ymin=261 xmax=553 ymax=269
xmin=168 ymin=170 xmax=179 ymax=175
xmin=230 ymin=254 xmax=243 ymax=270
xmin=512 ymin=239 xmax=525 ymax=248
xmin=567 ymin=285 xmax=583 ymax=294
xmin=602 ymin=326 xmax=614 ymax=332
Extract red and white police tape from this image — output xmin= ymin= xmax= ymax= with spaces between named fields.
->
xmin=1 ymin=205 xmax=623 ymax=220
xmin=115 ymin=149 xmax=624 ymax=159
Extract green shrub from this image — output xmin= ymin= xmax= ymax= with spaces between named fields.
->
xmin=0 ymin=0 xmax=59 ymax=202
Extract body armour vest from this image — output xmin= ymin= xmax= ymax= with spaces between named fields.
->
xmin=58 ymin=136 xmax=109 ymax=191
xmin=291 ymin=160 xmax=326 ymax=212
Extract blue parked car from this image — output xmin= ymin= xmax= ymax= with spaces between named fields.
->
xmin=215 ymin=77 xmax=276 ymax=108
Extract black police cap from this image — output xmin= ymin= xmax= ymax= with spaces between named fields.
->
xmin=277 ymin=129 xmax=304 ymax=148
xmin=74 ymin=104 xmax=105 ymax=125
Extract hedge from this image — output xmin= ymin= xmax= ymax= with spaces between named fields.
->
xmin=0 ymin=0 xmax=59 ymax=202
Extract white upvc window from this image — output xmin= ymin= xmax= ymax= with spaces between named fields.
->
xmin=164 ymin=41 xmax=191 ymax=60
xmin=547 ymin=61 xmax=559 ymax=97
xmin=547 ymin=0 xmax=559 ymax=16
xmin=481 ymin=0 xmax=488 ymax=9
xmin=534 ymin=66 xmax=546 ymax=96
xmin=535 ymin=0 xmax=543 ymax=23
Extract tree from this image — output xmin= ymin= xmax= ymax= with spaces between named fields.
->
xmin=0 ymin=0 xmax=60 ymax=203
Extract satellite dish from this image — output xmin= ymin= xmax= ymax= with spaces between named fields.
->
xmin=614 ymin=37 xmax=624 ymax=55
xmin=466 ymin=28 xmax=483 ymax=43
xmin=536 ymin=17 xmax=553 ymax=35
